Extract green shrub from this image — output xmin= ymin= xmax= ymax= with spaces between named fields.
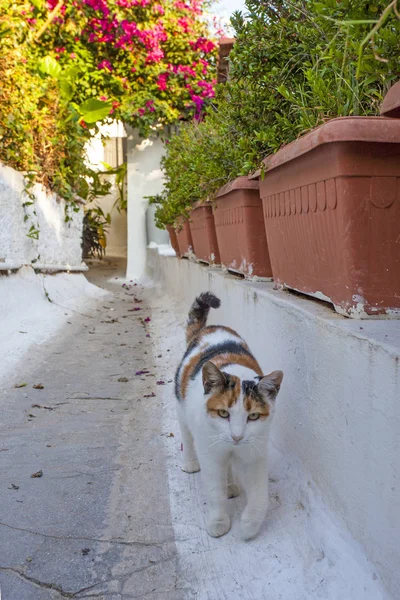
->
xmin=153 ymin=0 xmax=400 ymax=228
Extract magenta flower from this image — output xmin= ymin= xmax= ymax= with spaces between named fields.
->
xmin=146 ymin=48 xmax=164 ymax=63
xmin=98 ymin=60 xmax=113 ymax=71
xmin=157 ymin=73 xmax=168 ymax=91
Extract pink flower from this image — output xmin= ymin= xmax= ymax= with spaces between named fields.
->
xmin=177 ymin=64 xmax=196 ymax=78
xmin=190 ymin=37 xmax=216 ymax=54
xmin=99 ymin=95 xmax=108 ymax=100
xmin=153 ymin=3 xmax=164 ymax=14
xmin=121 ymin=20 xmax=138 ymax=35
xmin=70 ymin=52 xmax=77 ymax=59
xmin=191 ymin=94 xmax=204 ymax=117
xmin=83 ymin=0 xmax=110 ymax=16
xmin=197 ymin=79 xmax=215 ymax=98
xmin=177 ymin=17 xmax=192 ymax=33
xmin=98 ymin=59 xmax=113 ymax=71
xmin=146 ymin=100 xmax=155 ymax=112
xmin=156 ymin=73 xmax=168 ymax=91
xmin=146 ymin=48 xmax=164 ymax=63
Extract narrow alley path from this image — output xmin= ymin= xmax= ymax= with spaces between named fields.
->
xmin=0 ymin=260 xmax=180 ymax=599
xmin=0 ymin=259 xmax=388 ymax=600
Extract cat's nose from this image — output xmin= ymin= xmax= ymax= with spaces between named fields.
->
xmin=231 ymin=435 xmax=243 ymax=443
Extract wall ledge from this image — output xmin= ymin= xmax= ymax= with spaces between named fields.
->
xmin=148 ymin=248 xmax=400 ymax=598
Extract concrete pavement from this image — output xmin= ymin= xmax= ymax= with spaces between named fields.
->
xmin=0 ymin=259 xmax=181 ymax=599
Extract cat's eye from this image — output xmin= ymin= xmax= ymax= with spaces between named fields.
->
xmin=218 ymin=409 xmax=229 ymax=419
xmin=248 ymin=413 xmax=260 ymax=421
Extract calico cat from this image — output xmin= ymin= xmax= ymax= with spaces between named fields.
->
xmin=175 ymin=291 xmax=283 ymax=540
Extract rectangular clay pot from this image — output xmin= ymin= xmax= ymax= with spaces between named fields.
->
xmin=189 ymin=204 xmax=220 ymax=264
xmin=175 ymin=218 xmax=193 ymax=257
xmin=213 ymin=177 xmax=272 ymax=278
xmin=258 ymin=116 xmax=400 ymax=317
xmin=166 ymin=225 xmax=180 ymax=256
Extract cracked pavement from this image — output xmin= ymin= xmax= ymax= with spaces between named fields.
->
xmin=0 ymin=259 xmax=181 ymax=600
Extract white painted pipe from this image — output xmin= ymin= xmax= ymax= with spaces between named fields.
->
xmin=0 ymin=262 xmax=88 ymax=272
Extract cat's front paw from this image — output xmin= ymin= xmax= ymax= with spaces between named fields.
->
xmin=206 ymin=514 xmax=231 ymax=538
xmin=227 ymin=483 xmax=240 ymax=498
xmin=240 ymin=515 xmax=263 ymax=541
xmin=181 ymin=459 xmax=200 ymax=473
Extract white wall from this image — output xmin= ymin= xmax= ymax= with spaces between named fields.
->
xmin=85 ymin=122 xmax=128 ymax=257
xmin=149 ymin=250 xmax=400 ymax=599
xmin=126 ymin=128 xmax=168 ymax=280
xmin=0 ymin=162 xmax=84 ymax=270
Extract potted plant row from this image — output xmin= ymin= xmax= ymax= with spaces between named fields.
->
xmin=165 ymin=83 xmax=400 ymax=318
xmin=254 ymin=83 xmax=400 ymax=317
xmin=166 ymin=178 xmax=272 ymax=278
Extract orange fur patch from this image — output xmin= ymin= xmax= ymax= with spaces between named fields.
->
xmin=180 ymin=353 xmax=202 ymax=400
xmin=207 ymin=375 xmax=241 ymax=416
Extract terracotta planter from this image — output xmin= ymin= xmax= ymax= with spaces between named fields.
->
xmin=213 ymin=177 xmax=272 ymax=278
xmin=189 ymin=204 xmax=220 ymax=264
xmin=258 ymin=116 xmax=400 ymax=317
xmin=166 ymin=225 xmax=180 ymax=256
xmin=175 ymin=218 xmax=193 ymax=257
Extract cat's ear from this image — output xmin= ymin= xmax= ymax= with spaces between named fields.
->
xmin=257 ymin=370 xmax=284 ymax=401
xmin=202 ymin=362 xmax=226 ymax=394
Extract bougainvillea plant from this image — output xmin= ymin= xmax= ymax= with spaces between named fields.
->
xmin=33 ymin=0 xmax=218 ymax=132
xmin=0 ymin=0 xmax=218 ymax=201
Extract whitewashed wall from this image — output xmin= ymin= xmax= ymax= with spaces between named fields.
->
xmin=85 ymin=121 xmax=128 ymax=257
xmin=126 ymin=127 xmax=169 ymax=280
xmin=149 ymin=250 xmax=400 ymax=599
xmin=0 ymin=163 xmax=85 ymax=271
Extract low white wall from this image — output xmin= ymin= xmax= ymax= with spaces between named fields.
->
xmin=149 ymin=250 xmax=400 ymax=599
xmin=0 ymin=163 xmax=85 ymax=270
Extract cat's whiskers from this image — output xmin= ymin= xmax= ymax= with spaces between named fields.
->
xmin=208 ymin=438 xmax=224 ymax=449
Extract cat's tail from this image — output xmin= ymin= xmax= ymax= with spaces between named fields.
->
xmin=186 ymin=292 xmax=220 ymax=342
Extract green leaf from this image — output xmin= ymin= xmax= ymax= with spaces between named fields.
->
xmin=78 ymin=98 xmax=113 ymax=124
xmin=60 ymin=80 xmax=75 ymax=102
xmin=38 ymin=56 xmax=62 ymax=79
